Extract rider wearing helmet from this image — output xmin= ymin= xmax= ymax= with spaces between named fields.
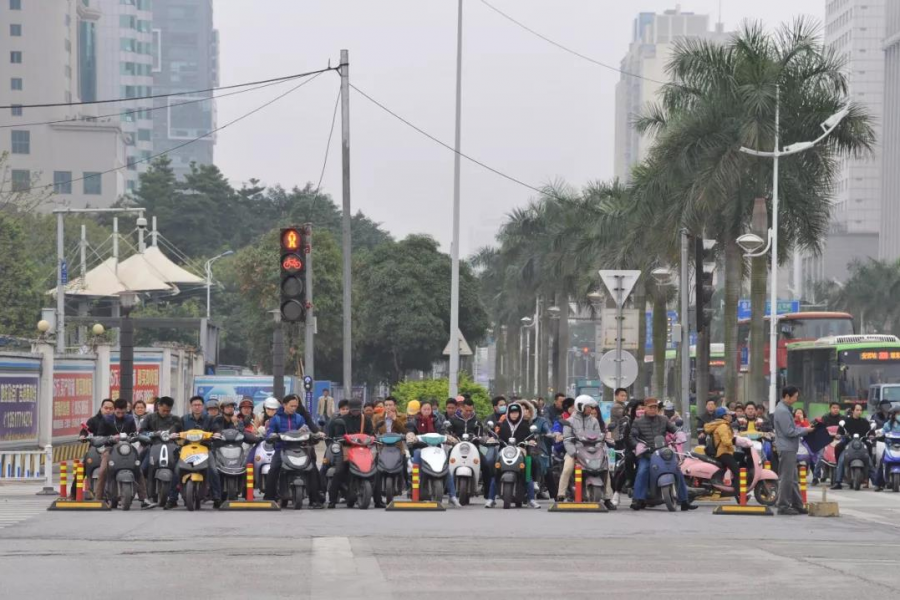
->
xmin=219 ymin=398 xmax=239 ymax=430
xmin=485 ymin=402 xmax=533 ymax=508
xmin=256 ymin=397 xmax=281 ymax=433
xmin=555 ymin=395 xmax=615 ymax=510
xmin=237 ymin=397 xmax=255 ymax=433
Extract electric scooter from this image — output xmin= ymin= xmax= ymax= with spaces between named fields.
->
xmin=449 ymin=433 xmax=481 ymax=505
xmin=819 ymin=426 xmax=841 ymax=485
xmin=376 ymin=433 xmax=406 ymax=505
xmin=487 ymin=421 xmax=538 ymax=509
xmin=176 ymin=429 xmax=218 ymax=511
xmin=271 ymin=427 xmax=320 ymax=509
xmin=635 ymin=432 xmax=685 ymax=512
xmin=681 ymin=435 xmax=779 ymax=506
xmin=214 ymin=428 xmax=258 ymax=500
xmin=343 ymin=433 xmax=377 ymax=509
xmin=252 ymin=437 xmax=276 ymax=493
xmin=839 ymin=419 xmax=874 ymax=491
xmin=146 ymin=430 xmax=178 ymax=504
xmin=416 ymin=433 xmax=450 ymax=502
xmin=881 ymin=430 xmax=900 ymax=492
xmin=563 ymin=431 xmax=610 ymax=502
xmin=92 ymin=433 xmax=148 ymax=510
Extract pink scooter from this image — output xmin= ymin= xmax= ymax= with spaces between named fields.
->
xmin=819 ymin=426 xmax=841 ymax=484
xmin=680 ymin=436 xmax=779 ymax=506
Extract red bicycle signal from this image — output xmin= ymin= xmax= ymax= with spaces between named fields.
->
xmin=281 ymin=254 xmax=303 ymax=272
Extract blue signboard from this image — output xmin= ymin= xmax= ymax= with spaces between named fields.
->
xmin=737 ymin=299 xmax=800 ymax=321
xmin=60 ymin=260 xmax=68 ymax=285
xmin=646 ymin=311 xmax=697 ymax=351
xmin=193 ymin=376 xmax=295 ymax=409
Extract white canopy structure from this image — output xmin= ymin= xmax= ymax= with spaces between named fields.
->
xmin=119 ymin=246 xmax=204 ymax=286
xmin=56 ymin=257 xmax=175 ymax=297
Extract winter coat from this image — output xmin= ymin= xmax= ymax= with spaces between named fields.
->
xmin=498 ymin=413 xmax=529 ymax=444
xmin=449 ymin=414 xmax=483 ymax=439
xmin=330 ymin=413 xmax=375 ymax=437
xmin=97 ymin=414 xmax=137 ymax=437
xmin=411 ymin=414 xmax=438 ymax=435
xmin=838 ymin=416 xmax=871 ymax=439
xmin=373 ymin=415 xmax=407 ymax=436
xmin=82 ymin=411 xmax=107 ymax=437
xmin=266 ymin=407 xmax=307 ymax=436
xmin=141 ymin=412 xmax=181 ymax=434
xmin=883 ymin=417 xmax=900 ymax=433
xmin=773 ymin=402 xmax=808 ymax=453
xmin=563 ymin=411 xmax=603 ymax=456
xmin=629 ymin=415 xmax=677 ymax=451
xmin=704 ymin=419 xmax=734 ymax=457
xmin=179 ymin=412 xmax=220 ymax=434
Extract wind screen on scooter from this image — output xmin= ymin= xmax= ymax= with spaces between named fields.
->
xmin=221 ymin=430 xmax=243 ymax=443
xmin=578 ymin=433 xmax=600 ymax=443
xmin=418 ymin=433 xmax=446 ymax=446
xmin=219 ymin=446 xmax=242 ymax=459
xmin=280 ymin=431 xmax=309 ymax=442
xmin=653 ymin=435 xmax=666 ymax=450
xmin=379 ymin=434 xmax=402 ymax=445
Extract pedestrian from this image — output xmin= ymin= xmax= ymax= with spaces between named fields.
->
xmin=317 ymin=388 xmax=335 ymax=420
xmin=774 ymin=386 xmax=814 ymax=515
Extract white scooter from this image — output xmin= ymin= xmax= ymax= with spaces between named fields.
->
xmin=252 ymin=437 xmax=276 ymax=492
xmin=449 ymin=433 xmax=481 ymax=505
xmin=416 ymin=433 xmax=450 ymax=501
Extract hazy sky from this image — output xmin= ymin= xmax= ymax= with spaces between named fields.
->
xmin=215 ymin=0 xmax=823 ymax=255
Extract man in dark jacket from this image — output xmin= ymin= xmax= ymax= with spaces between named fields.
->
xmin=94 ymin=399 xmax=154 ymax=509
xmin=264 ymin=395 xmax=322 ymax=507
xmin=449 ymin=399 xmax=483 ymax=439
xmin=831 ymin=403 xmax=874 ymax=490
xmin=696 ymin=399 xmax=718 ymax=442
xmin=166 ymin=395 xmax=222 ymax=509
xmin=630 ymin=398 xmax=696 ymax=511
xmin=872 ymin=400 xmax=893 ymax=430
xmin=82 ymin=398 xmax=115 ymax=437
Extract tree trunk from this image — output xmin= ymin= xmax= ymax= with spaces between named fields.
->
xmin=555 ymin=297 xmax=569 ymax=394
xmin=749 ymin=198 xmax=768 ymax=404
xmin=652 ymin=290 xmax=668 ymax=398
xmin=633 ymin=281 xmax=647 ymax=400
xmin=507 ymin=323 xmax=520 ymax=397
xmin=723 ymin=235 xmax=742 ymax=405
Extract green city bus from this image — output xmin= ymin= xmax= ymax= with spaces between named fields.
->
xmin=786 ymin=334 xmax=900 ymax=415
xmin=644 ymin=343 xmax=726 ymax=402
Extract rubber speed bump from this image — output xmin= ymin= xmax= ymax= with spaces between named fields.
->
xmin=548 ymin=501 xmax=608 ymax=513
xmin=712 ymin=505 xmax=773 ymax=516
xmin=385 ymin=500 xmax=445 ymax=511
xmin=218 ymin=500 xmax=280 ymax=511
xmin=47 ymin=500 xmax=110 ymax=511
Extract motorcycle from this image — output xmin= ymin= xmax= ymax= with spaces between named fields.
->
xmin=839 ymin=419 xmax=874 ymax=491
xmin=416 ymin=433 xmax=450 ymax=502
xmin=487 ymin=421 xmax=538 ymax=509
xmin=88 ymin=433 xmax=147 ymax=510
xmin=214 ymin=429 xmax=258 ymax=500
xmin=176 ymin=429 xmax=218 ymax=511
xmin=375 ymin=433 xmax=406 ymax=505
xmin=146 ymin=430 xmax=178 ymax=504
xmin=881 ymin=430 xmax=900 ymax=492
xmin=271 ymin=427 xmax=320 ymax=509
xmin=635 ymin=432 xmax=685 ymax=512
xmin=681 ymin=435 xmax=779 ymax=506
xmin=563 ymin=431 xmax=611 ymax=502
xmin=449 ymin=433 xmax=481 ymax=505
xmin=343 ymin=433 xmax=377 ymax=509
xmin=252 ymin=436 xmax=276 ymax=493
xmin=323 ymin=437 xmax=346 ymax=503
xmin=819 ymin=426 xmax=841 ymax=484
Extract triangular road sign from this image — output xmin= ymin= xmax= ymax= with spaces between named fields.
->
xmin=598 ymin=270 xmax=641 ymax=308
xmin=443 ymin=329 xmax=473 ymax=356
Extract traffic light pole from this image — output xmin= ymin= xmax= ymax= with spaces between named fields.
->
xmin=680 ymin=230 xmax=692 ymax=440
xmin=339 ymin=50 xmax=353 ymax=402
xmin=304 ymin=224 xmax=314 ymax=380
xmin=273 ymin=312 xmax=285 ymax=400
xmin=448 ymin=0 xmax=464 ymax=398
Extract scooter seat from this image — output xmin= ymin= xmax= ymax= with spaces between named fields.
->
xmin=690 ymin=451 xmax=721 ymax=466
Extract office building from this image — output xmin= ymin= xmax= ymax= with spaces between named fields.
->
xmin=151 ymin=0 xmax=218 ymax=179
xmin=0 ymin=0 xmax=125 ymax=210
xmin=95 ymin=0 xmax=155 ymax=192
xmin=614 ymin=7 xmax=728 ymax=183
xmin=803 ymin=0 xmax=885 ymax=285
xmin=879 ymin=0 xmax=900 ymax=261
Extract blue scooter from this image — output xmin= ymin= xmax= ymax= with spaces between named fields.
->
xmin=882 ymin=431 xmax=900 ymax=492
xmin=637 ymin=432 xmax=685 ymax=512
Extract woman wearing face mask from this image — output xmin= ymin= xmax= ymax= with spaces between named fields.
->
xmin=486 ymin=403 xmax=538 ymax=508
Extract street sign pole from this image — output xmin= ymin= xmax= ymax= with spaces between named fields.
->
xmin=615 ymin=275 xmax=623 ymax=390
xmin=599 ymin=270 xmax=641 ymax=392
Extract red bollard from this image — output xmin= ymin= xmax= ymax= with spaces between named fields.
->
xmin=75 ymin=462 xmax=85 ymax=502
xmin=799 ymin=464 xmax=808 ymax=506
xmin=574 ymin=464 xmax=583 ymax=503
xmin=739 ymin=467 xmax=748 ymax=506
xmin=245 ymin=463 xmax=254 ymax=501
xmin=59 ymin=462 xmax=68 ymax=499
xmin=412 ymin=464 xmax=420 ymax=502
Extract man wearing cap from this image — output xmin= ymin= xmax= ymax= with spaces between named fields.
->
xmin=629 ymin=397 xmax=697 ymax=511
xmin=405 ymin=400 xmax=421 ymax=432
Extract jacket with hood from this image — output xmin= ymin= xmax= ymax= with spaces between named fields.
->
xmin=563 ymin=410 xmax=604 ymax=456
xmin=449 ymin=413 xmax=483 ymax=439
xmin=497 ymin=404 xmax=529 ymax=444
xmin=704 ymin=419 xmax=734 ymax=457
xmin=266 ymin=407 xmax=308 ymax=450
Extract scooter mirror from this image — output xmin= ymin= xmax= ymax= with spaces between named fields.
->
xmin=486 ymin=421 xmax=495 ymax=428
xmin=870 ymin=421 xmax=877 ymax=430
xmin=529 ymin=425 xmax=538 ymax=433
xmin=509 ymin=437 xmax=516 ymax=444
xmin=839 ymin=420 xmax=846 ymax=427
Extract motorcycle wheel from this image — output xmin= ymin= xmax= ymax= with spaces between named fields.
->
xmin=358 ymin=480 xmax=372 ymax=510
xmin=852 ymin=467 xmax=863 ymax=491
xmin=433 ymin=480 xmax=444 ymax=504
xmin=184 ymin=480 xmax=196 ymax=512
xmin=293 ymin=485 xmax=304 ymax=510
xmin=120 ymin=482 xmax=134 ymax=511
xmin=384 ymin=477 xmax=395 ymax=506
xmin=226 ymin=478 xmax=239 ymax=501
xmin=753 ymin=480 xmax=778 ymax=506
xmin=585 ymin=484 xmax=597 ymax=503
xmin=501 ymin=482 xmax=512 ymax=510
xmin=157 ymin=479 xmax=170 ymax=507
xmin=107 ymin=480 xmax=118 ymax=509
xmin=893 ymin=473 xmax=899 ymax=493
xmin=458 ymin=478 xmax=469 ymax=506
xmin=661 ymin=484 xmax=676 ymax=512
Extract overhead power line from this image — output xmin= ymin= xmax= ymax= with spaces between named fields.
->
xmin=478 ymin=0 xmax=669 ymax=86
xmin=1 ymin=74 xmax=307 ymax=130
xmin=16 ymin=71 xmax=327 ymax=195
xmin=0 ymin=67 xmax=336 ymax=110
xmin=314 ymin=86 xmax=342 ymax=198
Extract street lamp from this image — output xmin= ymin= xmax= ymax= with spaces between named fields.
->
xmin=650 ymin=266 xmax=674 ymax=285
xmin=205 ymin=250 xmax=234 ymax=319
xmin=738 ymin=86 xmax=850 ymax=413
xmin=520 ymin=316 xmax=536 ymax=395
xmin=118 ymin=291 xmax=139 ymax=403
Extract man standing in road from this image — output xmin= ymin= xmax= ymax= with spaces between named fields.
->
xmin=317 ymin=388 xmax=335 ymax=420
xmin=774 ymin=386 xmax=814 ymax=515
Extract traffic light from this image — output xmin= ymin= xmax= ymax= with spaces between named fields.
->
xmin=695 ymin=237 xmax=717 ymax=331
xmin=280 ymin=227 xmax=306 ymax=322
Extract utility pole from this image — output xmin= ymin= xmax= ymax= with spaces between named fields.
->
xmin=680 ymin=231 xmax=692 ymax=440
xmin=339 ymin=49 xmax=353 ymax=402
xmin=56 ymin=213 xmax=65 ymax=353
xmin=448 ymin=0 xmax=464 ymax=397
xmin=273 ymin=312 xmax=285 ymax=400
xmin=304 ymin=223 xmax=314 ymax=380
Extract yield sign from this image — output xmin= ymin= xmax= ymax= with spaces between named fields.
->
xmin=598 ymin=270 xmax=641 ymax=308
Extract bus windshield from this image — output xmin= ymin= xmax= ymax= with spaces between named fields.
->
xmin=783 ymin=318 xmax=854 ymax=341
xmin=839 ymin=349 xmax=900 ymax=401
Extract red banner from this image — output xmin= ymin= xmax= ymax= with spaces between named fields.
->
xmin=53 ymin=372 xmax=94 ymax=437
xmin=110 ymin=364 xmax=160 ymax=404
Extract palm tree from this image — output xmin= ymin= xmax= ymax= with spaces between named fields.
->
xmin=634 ymin=18 xmax=875 ymax=403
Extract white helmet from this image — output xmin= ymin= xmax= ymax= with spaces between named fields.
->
xmin=263 ymin=397 xmax=280 ymax=411
xmin=574 ymin=394 xmax=598 ymax=414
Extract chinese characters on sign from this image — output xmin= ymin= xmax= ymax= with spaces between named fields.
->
xmin=0 ymin=375 xmax=39 ymax=442
xmin=110 ymin=364 xmax=160 ymax=403
xmin=859 ymin=351 xmax=900 ymax=361
xmin=53 ymin=372 xmax=93 ymax=437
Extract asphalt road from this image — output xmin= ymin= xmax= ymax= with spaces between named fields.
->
xmin=1 ymin=482 xmax=899 ymax=600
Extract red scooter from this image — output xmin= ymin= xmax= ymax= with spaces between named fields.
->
xmin=343 ymin=433 xmax=376 ymax=510
xmin=681 ymin=436 xmax=779 ymax=506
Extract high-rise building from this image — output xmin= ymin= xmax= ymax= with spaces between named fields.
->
xmin=0 ymin=0 xmax=125 ymax=210
xmin=879 ymin=0 xmax=900 ymax=261
xmin=95 ymin=0 xmax=155 ymax=193
xmin=614 ymin=7 xmax=727 ymax=183
xmin=804 ymin=0 xmax=885 ymax=285
xmin=151 ymin=0 xmax=218 ymax=180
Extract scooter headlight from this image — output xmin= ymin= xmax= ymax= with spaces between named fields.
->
xmin=660 ymin=448 xmax=674 ymax=461
xmin=118 ymin=444 xmax=132 ymax=456
xmin=501 ymin=447 xmax=518 ymax=460
xmin=186 ymin=432 xmax=204 ymax=442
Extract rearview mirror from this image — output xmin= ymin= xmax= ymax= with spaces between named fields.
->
xmin=486 ymin=420 xmax=495 ymax=428
xmin=839 ymin=420 xmax=846 ymax=427
xmin=529 ymin=425 xmax=538 ymax=433
xmin=870 ymin=421 xmax=877 ymax=430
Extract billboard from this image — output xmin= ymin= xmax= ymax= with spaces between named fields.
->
xmin=110 ymin=364 xmax=160 ymax=404
xmin=0 ymin=374 xmax=39 ymax=443
xmin=193 ymin=376 xmax=295 ymax=408
xmin=53 ymin=372 xmax=94 ymax=438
